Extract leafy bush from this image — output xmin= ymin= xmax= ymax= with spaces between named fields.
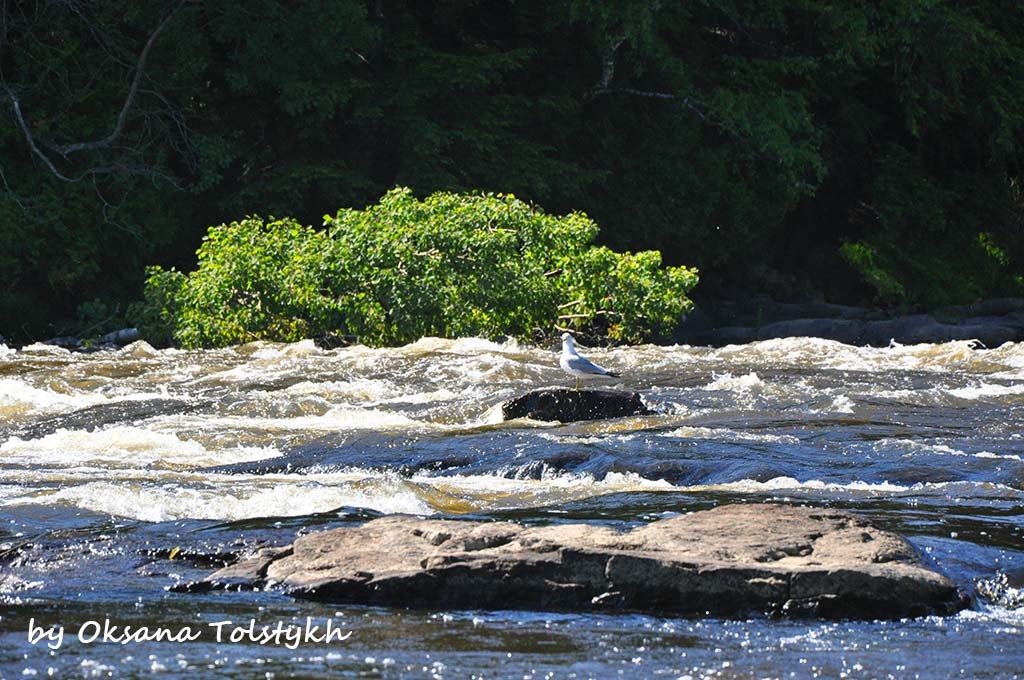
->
xmin=127 ymin=267 xmax=186 ymax=348
xmin=136 ymin=218 xmax=335 ymax=348
xmin=139 ymin=188 xmax=698 ymax=348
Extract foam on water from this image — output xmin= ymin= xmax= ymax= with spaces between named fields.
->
xmin=690 ymin=477 xmax=1024 ymax=500
xmin=16 ymin=342 xmax=71 ymax=355
xmin=0 ymin=483 xmax=31 ymax=501
xmin=946 ymin=382 xmax=1024 ymax=400
xmin=0 ymin=574 xmax=43 ymax=597
xmin=612 ymin=343 xmax=703 ymax=373
xmin=709 ymin=337 xmax=1024 ymax=375
xmin=701 ymin=476 xmax=912 ymax=494
xmin=828 ymin=394 xmax=856 ymax=413
xmin=0 ymin=378 xmax=107 ymax=419
xmin=12 ymin=457 xmax=973 ymax=521
xmin=285 ymin=378 xmax=464 ymax=408
xmin=975 ymin=451 xmax=1024 ymax=462
xmin=251 ymin=338 xmax=322 ymax=359
xmin=976 ymin=572 xmax=1024 ymax=610
xmin=875 ymin=438 xmax=1024 ymax=463
xmin=402 ymin=336 xmax=522 ymax=356
xmin=38 ymin=481 xmax=423 ymax=522
xmin=155 ymin=406 xmax=429 ymax=436
xmin=411 ymin=470 xmax=1024 ymax=515
xmin=956 ymin=603 xmax=1024 ymax=628
xmin=419 ymin=469 xmax=674 ymax=494
xmin=407 ymin=470 xmax=677 ymax=513
xmin=120 ymin=339 xmax=161 ymax=358
xmin=660 ymin=426 xmax=800 ymax=444
xmin=0 ymin=426 xmax=280 ymax=469
xmin=704 ymin=372 xmax=765 ymax=392
xmin=2 ymin=337 xmax=1022 ymax=524
xmin=375 ymin=387 xmax=462 ymax=406
xmin=286 ymin=378 xmax=394 ymax=401
xmin=10 ymin=472 xmax=433 ymax=521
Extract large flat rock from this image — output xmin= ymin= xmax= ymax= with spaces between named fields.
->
xmin=176 ymin=504 xmax=968 ymax=619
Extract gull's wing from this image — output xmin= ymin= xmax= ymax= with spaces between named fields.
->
xmin=565 ymin=353 xmax=617 ymax=376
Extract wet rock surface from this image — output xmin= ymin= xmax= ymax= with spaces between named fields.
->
xmin=502 ymin=388 xmax=653 ymax=422
xmin=678 ymin=296 xmax=1024 ymax=347
xmin=37 ymin=327 xmax=141 ymax=353
xmin=176 ymin=504 xmax=969 ymax=619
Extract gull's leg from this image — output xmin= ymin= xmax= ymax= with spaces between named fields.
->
xmin=575 ymin=376 xmax=580 ymax=391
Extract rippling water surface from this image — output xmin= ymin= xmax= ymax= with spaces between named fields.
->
xmin=1 ymin=337 xmax=1022 ymax=678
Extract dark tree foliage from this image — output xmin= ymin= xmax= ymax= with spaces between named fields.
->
xmin=2 ymin=0 xmax=1022 ymax=341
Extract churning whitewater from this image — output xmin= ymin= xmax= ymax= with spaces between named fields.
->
xmin=1 ymin=336 xmax=1022 ymax=677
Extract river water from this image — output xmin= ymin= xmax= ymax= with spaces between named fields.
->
xmin=0 ymin=336 xmax=1022 ymax=678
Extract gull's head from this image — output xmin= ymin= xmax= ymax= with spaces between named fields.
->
xmin=560 ymin=332 xmax=574 ymax=351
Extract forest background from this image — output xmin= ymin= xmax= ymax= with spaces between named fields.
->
xmin=2 ymin=0 xmax=1022 ymax=344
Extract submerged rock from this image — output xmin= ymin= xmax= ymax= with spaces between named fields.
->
xmin=502 ymin=388 xmax=653 ymax=422
xmin=175 ymin=504 xmax=969 ymax=619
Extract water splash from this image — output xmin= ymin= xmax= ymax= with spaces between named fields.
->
xmin=976 ymin=572 xmax=1024 ymax=610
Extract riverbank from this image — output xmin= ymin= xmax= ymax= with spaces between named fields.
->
xmin=9 ymin=297 xmax=1024 ymax=354
xmin=676 ymin=296 xmax=1024 ymax=348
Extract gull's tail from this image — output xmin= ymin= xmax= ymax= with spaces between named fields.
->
xmin=605 ymin=371 xmax=620 ymax=377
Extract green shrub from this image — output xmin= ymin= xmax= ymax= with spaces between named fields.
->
xmin=128 ymin=267 xmax=185 ymax=348
xmin=560 ymin=247 xmax=700 ymax=343
xmin=125 ymin=268 xmax=182 ymax=348
xmin=140 ymin=188 xmax=698 ymax=348
xmin=168 ymin=217 xmax=334 ymax=348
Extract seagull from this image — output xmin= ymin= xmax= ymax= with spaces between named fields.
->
xmin=559 ymin=332 xmax=619 ymax=390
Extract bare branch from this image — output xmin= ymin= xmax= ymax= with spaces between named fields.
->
xmin=595 ymin=35 xmax=626 ymax=93
xmin=587 ymin=12 xmax=708 ymax=122
xmin=1 ymin=84 xmax=78 ymax=182
xmin=594 ymin=86 xmax=708 ymax=121
xmin=2 ymin=84 xmax=160 ymax=183
xmin=0 ymin=1 xmax=190 ymax=187
xmin=91 ymin=174 xmax=140 ymax=237
xmin=139 ymin=87 xmax=198 ymax=171
xmin=0 ymin=166 xmax=32 ymax=212
xmin=54 ymin=1 xmax=185 ymax=156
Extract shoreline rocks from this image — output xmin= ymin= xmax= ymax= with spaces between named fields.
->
xmin=677 ymin=297 xmax=1024 ymax=347
xmin=174 ymin=504 xmax=969 ymax=620
xmin=37 ymin=327 xmax=140 ymax=353
xmin=8 ymin=297 xmax=1024 ymax=351
xmin=502 ymin=388 xmax=653 ymax=422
